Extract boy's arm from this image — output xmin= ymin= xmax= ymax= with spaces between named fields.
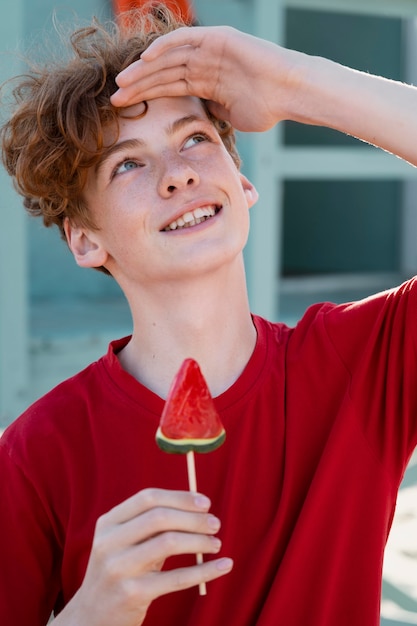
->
xmin=52 ymin=488 xmax=231 ymax=626
xmin=111 ymin=25 xmax=417 ymax=167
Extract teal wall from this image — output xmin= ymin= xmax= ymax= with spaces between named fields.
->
xmin=22 ymin=0 xmax=110 ymax=34
xmin=283 ymin=179 xmax=401 ymax=275
xmin=282 ymin=9 xmax=404 ymax=275
xmin=284 ymin=10 xmax=403 ymax=147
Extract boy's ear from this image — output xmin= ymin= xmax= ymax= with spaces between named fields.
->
xmin=239 ymin=173 xmax=259 ymax=208
xmin=63 ymin=218 xmax=108 ymax=269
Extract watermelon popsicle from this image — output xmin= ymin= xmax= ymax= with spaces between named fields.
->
xmin=156 ymin=358 xmax=226 ymax=595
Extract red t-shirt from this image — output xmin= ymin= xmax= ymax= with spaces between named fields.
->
xmin=1 ymin=279 xmax=417 ymax=625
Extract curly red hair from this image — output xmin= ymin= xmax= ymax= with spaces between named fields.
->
xmin=0 ymin=4 xmax=240 ymax=273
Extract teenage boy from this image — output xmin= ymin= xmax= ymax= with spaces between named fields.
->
xmin=2 ymin=6 xmax=417 ymax=626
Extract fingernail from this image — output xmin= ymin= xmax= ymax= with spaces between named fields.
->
xmin=216 ymin=558 xmax=233 ymax=572
xmin=207 ymin=515 xmax=221 ymax=531
xmin=194 ymin=494 xmax=210 ymax=509
xmin=210 ymin=537 xmax=222 ymax=551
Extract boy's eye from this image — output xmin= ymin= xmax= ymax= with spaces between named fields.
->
xmin=183 ymin=133 xmax=210 ymax=149
xmin=113 ymin=159 xmax=140 ymax=177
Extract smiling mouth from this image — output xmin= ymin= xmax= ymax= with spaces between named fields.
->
xmin=162 ymin=205 xmax=221 ymax=231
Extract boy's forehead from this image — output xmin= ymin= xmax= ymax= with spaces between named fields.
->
xmin=104 ymin=96 xmax=211 ymax=148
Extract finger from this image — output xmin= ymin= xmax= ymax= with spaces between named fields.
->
xmin=111 ymin=507 xmax=222 ymax=549
xmin=139 ymin=557 xmax=234 ymax=602
xmin=123 ymin=530 xmax=224 ymax=573
xmin=205 ymin=101 xmax=232 ymax=124
xmin=112 ymin=62 xmax=192 ymax=107
xmin=112 ymin=55 xmax=194 ymax=107
xmin=111 ymin=81 xmax=191 ymax=107
xmin=139 ymin=26 xmax=206 ymax=61
xmin=103 ymin=488 xmax=211 ymax=525
xmin=94 ymin=530 xmax=224 ymax=588
xmin=116 ymin=46 xmax=194 ymax=88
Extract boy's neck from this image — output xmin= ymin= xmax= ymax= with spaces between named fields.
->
xmin=117 ymin=259 xmax=256 ymax=398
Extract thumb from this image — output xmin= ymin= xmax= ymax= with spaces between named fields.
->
xmin=205 ymin=101 xmax=232 ymax=124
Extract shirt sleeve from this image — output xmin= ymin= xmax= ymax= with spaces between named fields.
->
xmin=323 ymin=277 xmax=417 ymax=482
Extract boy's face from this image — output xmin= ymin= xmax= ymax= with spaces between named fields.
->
xmin=71 ymin=96 xmax=257 ymax=289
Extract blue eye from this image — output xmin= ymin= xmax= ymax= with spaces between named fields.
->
xmin=183 ymin=133 xmax=210 ymax=149
xmin=113 ymin=159 xmax=139 ymax=177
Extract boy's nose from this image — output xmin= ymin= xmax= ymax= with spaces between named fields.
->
xmin=167 ymin=177 xmax=195 ymax=193
xmin=159 ymin=156 xmax=200 ymax=196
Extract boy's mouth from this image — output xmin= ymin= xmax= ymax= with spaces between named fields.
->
xmin=162 ymin=205 xmax=221 ymax=231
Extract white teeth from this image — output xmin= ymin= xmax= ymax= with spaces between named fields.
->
xmin=164 ymin=206 xmax=217 ymax=231
xmin=183 ymin=211 xmax=194 ymax=223
xmin=194 ymin=207 xmax=205 ymax=219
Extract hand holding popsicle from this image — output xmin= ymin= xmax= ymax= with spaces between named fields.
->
xmin=156 ymin=359 xmax=226 ymax=595
xmin=53 ymin=488 xmax=230 ymax=626
xmin=53 ymin=361 xmax=229 ymax=624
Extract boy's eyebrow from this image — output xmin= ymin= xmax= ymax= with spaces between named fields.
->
xmin=95 ymin=138 xmax=145 ymax=175
xmin=95 ymin=114 xmax=209 ymax=175
xmin=167 ymin=114 xmax=208 ymax=136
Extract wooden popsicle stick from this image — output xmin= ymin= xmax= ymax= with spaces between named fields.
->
xmin=186 ymin=451 xmax=207 ymax=596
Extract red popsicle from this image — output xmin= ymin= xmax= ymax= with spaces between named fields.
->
xmin=156 ymin=358 xmax=225 ymax=453
xmin=156 ymin=359 xmax=226 ymax=595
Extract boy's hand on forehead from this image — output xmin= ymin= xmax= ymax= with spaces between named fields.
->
xmin=111 ymin=25 xmax=299 ymax=133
